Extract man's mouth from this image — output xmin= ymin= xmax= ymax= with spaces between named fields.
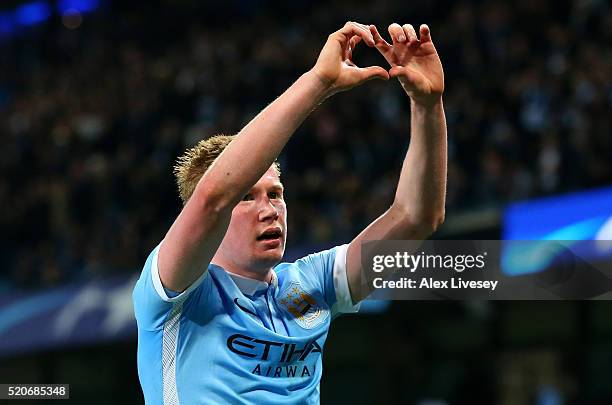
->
xmin=256 ymin=227 xmax=283 ymax=242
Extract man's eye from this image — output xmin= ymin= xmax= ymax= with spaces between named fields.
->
xmin=242 ymin=194 xmax=254 ymax=201
xmin=269 ymin=191 xmax=282 ymax=199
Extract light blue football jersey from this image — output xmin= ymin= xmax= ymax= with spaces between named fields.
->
xmin=133 ymin=243 xmax=359 ymax=405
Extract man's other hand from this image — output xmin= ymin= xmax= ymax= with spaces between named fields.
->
xmin=311 ymin=22 xmax=389 ymax=97
xmin=371 ymin=23 xmax=444 ymax=106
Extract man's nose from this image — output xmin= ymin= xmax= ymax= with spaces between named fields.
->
xmin=258 ymin=199 xmax=279 ymax=221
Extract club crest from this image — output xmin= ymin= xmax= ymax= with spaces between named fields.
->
xmin=278 ymin=282 xmax=328 ymax=329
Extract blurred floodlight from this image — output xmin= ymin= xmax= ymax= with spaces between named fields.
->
xmin=0 ymin=13 xmax=14 ymax=36
xmin=504 ymin=186 xmax=612 ymax=240
xmin=57 ymin=0 xmax=99 ymax=14
xmin=15 ymin=1 xmax=52 ymax=26
xmin=503 ymin=186 xmax=612 ymax=275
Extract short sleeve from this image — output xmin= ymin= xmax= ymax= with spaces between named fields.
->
xmin=132 ymin=244 xmax=211 ymax=331
xmin=295 ymin=244 xmax=360 ymax=318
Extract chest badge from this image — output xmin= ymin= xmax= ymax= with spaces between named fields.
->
xmin=278 ymin=282 xmax=329 ymax=329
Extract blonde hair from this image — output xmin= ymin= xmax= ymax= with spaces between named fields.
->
xmin=174 ymin=134 xmax=281 ymax=205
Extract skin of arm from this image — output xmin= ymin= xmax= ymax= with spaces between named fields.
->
xmin=158 ymin=22 xmax=389 ymax=292
xmin=346 ymin=23 xmax=447 ymax=302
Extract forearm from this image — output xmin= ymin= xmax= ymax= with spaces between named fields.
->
xmin=393 ymin=97 xmax=447 ymax=234
xmin=193 ymin=71 xmax=328 ymax=210
xmin=347 ymin=98 xmax=447 ymax=300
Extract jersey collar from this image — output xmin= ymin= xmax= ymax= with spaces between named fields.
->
xmin=227 ymin=271 xmax=278 ymax=296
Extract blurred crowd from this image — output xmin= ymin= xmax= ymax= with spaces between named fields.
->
xmin=1 ymin=0 xmax=611 ymax=289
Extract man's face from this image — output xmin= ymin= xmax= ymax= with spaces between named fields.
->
xmin=217 ymin=167 xmax=287 ymax=273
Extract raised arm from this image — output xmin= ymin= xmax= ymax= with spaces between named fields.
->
xmin=346 ymin=23 xmax=447 ymax=301
xmin=159 ymin=22 xmax=389 ymax=292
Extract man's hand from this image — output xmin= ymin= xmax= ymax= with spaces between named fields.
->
xmin=311 ymin=22 xmax=389 ymax=97
xmin=371 ymin=23 xmax=444 ymax=106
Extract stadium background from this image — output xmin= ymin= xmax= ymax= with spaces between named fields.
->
xmin=1 ymin=0 xmax=611 ymax=403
